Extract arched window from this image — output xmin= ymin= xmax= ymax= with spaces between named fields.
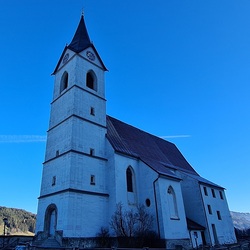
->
xmin=86 ymin=71 xmax=97 ymax=91
xmin=126 ymin=167 xmax=133 ymax=192
xmin=60 ymin=71 xmax=68 ymax=93
xmin=126 ymin=167 xmax=137 ymax=204
xmin=167 ymin=186 xmax=179 ymax=219
xmin=44 ymin=204 xmax=58 ymax=237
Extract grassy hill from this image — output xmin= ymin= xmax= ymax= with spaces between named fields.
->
xmin=0 ymin=206 xmax=36 ymax=236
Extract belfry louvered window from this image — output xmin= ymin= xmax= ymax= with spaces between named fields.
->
xmin=86 ymin=71 xmax=97 ymax=91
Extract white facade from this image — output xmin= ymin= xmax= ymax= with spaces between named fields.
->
xmin=35 ymin=16 xmax=237 ymax=249
xmin=200 ymin=184 xmax=236 ymax=245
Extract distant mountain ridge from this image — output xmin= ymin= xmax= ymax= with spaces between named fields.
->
xmin=231 ymin=211 xmax=250 ymax=231
xmin=0 ymin=206 xmax=36 ymax=235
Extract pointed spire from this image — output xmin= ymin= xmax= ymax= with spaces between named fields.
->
xmin=52 ymin=14 xmax=108 ymax=74
xmin=68 ymin=15 xmax=92 ymax=53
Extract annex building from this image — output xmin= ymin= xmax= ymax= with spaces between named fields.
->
xmin=35 ymin=15 xmax=236 ymax=249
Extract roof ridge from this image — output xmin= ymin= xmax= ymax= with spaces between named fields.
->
xmin=107 ymin=115 xmax=175 ymax=146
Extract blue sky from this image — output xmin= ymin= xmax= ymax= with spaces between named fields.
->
xmin=0 ymin=0 xmax=250 ymax=214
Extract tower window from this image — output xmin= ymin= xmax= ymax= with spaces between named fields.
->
xmin=90 ymin=175 xmax=95 ymax=185
xmin=56 ymin=150 xmax=60 ymax=157
xmin=52 ymin=176 xmax=56 ymax=186
xmin=60 ymin=71 xmax=68 ymax=93
xmin=90 ymin=148 xmax=95 ymax=156
xmin=86 ymin=71 xmax=97 ymax=91
xmin=90 ymin=107 xmax=95 ymax=116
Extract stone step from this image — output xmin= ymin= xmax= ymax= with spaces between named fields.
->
xmin=33 ymin=237 xmax=61 ymax=248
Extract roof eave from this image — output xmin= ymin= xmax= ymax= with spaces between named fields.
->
xmin=52 ymin=46 xmax=68 ymax=75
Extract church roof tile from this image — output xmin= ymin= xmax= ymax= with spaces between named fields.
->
xmin=68 ymin=15 xmax=92 ymax=53
xmin=107 ymin=115 xmax=199 ymax=177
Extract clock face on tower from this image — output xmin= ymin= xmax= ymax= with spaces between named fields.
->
xmin=86 ymin=51 xmax=95 ymax=61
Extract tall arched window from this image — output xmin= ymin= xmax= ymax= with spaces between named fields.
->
xmin=167 ymin=186 xmax=179 ymax=219
xmin=126 ymin=167 xmax=133 ymax=192
xmin=60 ymin=71 xmax=68 ymax=93
xmin=126 ymin=167 xmax=137 ymax=204
xmin=86 ymin=71 xmax=97 ymax=91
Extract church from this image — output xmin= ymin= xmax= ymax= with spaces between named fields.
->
xmin=35 ymin=15 xmax=236 ymax=249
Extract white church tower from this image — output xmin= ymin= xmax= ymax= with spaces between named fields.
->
xmin=35 ymin=15 xmax=109 ymax=241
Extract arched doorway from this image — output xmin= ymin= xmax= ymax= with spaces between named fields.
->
xmin=44 ymin=204 xmax=57 ymax=237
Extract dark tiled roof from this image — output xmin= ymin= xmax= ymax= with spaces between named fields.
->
xmin=186 ymin=218 xmax=206 ymax=230
xmin=68 ymin=15 xmax=91 ymax=53
xmin=107 ymin=115 xmax=199 ymax=177
xmin=183 ymin=172 xmax=223 ymax=189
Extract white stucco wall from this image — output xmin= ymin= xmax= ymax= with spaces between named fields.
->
xmin=180 ymin=173 xmax=206 ymax=226
xmin=200 ymin=184 xmax=236 ymax=245
xmin=104 ymin=145 xmax=191 ymax=241
xmin=36 ymin=191 xmax=109 ymax=237
xmin=179 ymin=171 xmax=236 ymax=246
xmin=155 ymin=177 xmax=189 ymax=240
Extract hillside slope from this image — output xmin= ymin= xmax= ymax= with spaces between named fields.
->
xmin=231 ymin=211 xmax=250 ymax=230
xmin=0 ymin=206 xmax=36 ymax=235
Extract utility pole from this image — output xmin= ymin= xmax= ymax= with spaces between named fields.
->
xmin=3 ymin=218 xmax=8 ymax=248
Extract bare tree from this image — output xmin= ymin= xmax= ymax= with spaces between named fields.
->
xmin=135 ymin=204 xmax=154 ymax=237
xmin=110 ymin=202 xmax=137 ymax=237
xmin=110 ymin=202 xmax=154 ymax=238
xmin=125 ymin=208 xmax=137 ymax=237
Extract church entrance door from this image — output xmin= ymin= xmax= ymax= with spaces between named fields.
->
xmin=49 ymin=210 xmax=56 ymax=236
xmin=45 ymin=204 xmax=57 ymax=238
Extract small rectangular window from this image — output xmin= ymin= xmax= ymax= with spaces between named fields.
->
xmin=90 ymin=175 xmax=95 ymax=185
xmin=208 ymin=205 xmax=212 ymax=214
xmin=56 ymin=150 xmax=60 ymax=157
xmin=90 ymin=107 xmax=95 ymax=116
xmin=217 ymin=211 xmax=222 ymax=220
xmin=52 ymin=176 xmax=56 ymax=186
xmin=203 ymin=186 xmax=208 ymax=196
xmin=90 ymin=148 xmax=95 ymax=156
xmin=219 ymin=191 xmax=224 ymax=200
xmin=211 ymin=189 xmax=216 ymax=198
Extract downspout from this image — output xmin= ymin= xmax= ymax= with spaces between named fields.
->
xmin=153 ymin=175 xmax=160 ymax=238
